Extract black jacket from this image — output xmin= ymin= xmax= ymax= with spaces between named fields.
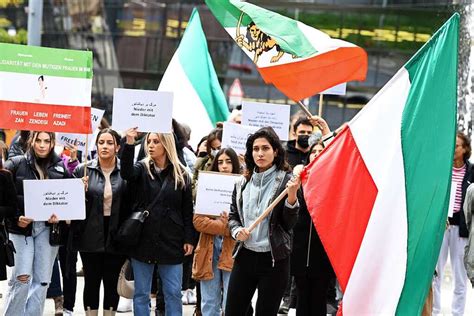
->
xmin=286 ymin=140 xmax=308 ymax=168
xmin=0 ymin=170 xmax=17 ymax=280
xmin=4 ymin=152 xmax=70 ymax=236
xmin=120 ymin=144 xmax=195 ymax=264
xmin=291 ymin=191 xmax=334 ymax=278
xmin=229 ymin=171 xmax=299 ymax=263
xmin=71 ymin=159 xmax=128 ymax=253
xmin=452 ymin=161 xmax=474 ymax=237
xmin=7 ymin=142 xmax=25 ymax=159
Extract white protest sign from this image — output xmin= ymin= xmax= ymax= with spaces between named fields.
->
xmin=221 ymin=122 xmax=258 ymax=155
xmin=447 ymin=182 xmax=457 ymax=218
xmin=23 ymin=178 xmax=85 ymax=221
xmin=321 ymin=82 xmax=347 ymax=95
xmin=241 ymin=101 xmax=290 ymax=141
xmin=112 ymin=88 xmax=173 ymax=133
xmin=56 ymin=108 xmax=105 ymax=151
xmin=195 ymin=171 xmax=240 ymax=217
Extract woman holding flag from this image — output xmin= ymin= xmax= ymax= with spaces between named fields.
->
xmin=225 ymin=127 xmax=300 ymax=316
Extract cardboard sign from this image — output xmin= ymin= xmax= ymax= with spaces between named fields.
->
xmin=56 ymin=108 xmax=105 ymax=151
xmin=0 ymin=43 xmax=92 ymax=133
xmin=23 ymin=178 xmax=86 ymax=221
xmin=195 ymin=171 xmax=240 ymax=217
xmin=112 ymin=88 xmax=173 ymax=133
xmin=221 ymin=122 xmax=258 ymax=155
xmin=241 ymin=101 xmax=290 ymax=141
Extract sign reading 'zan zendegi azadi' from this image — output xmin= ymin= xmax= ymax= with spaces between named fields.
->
xmin=0 ymin=43 xmax=92 ymax=133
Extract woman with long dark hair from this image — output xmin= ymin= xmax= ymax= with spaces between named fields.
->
xmin=121 ymin=128 xmax=195 ymax=316
xmin=71 ymin=128 xmax=127 ymax=315
xmin=3 ymin=131 xmax=69 ymax=316
xmin=225 ymin=127 xmax=300 ymax=316
xmin=192 ymin=147 xmax=240 ymax=316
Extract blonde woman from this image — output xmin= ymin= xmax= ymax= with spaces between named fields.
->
xmin=121 ymin=128 xmax=195 ymax=316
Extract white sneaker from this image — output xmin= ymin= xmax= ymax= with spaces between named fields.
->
xmin=117 ymin=297 xmax=133 ymax=313
xmin=63 ymin=309 xmax=73 ymax=316
xmin=181 ymin=290 xmax=188 ymax=305
xmin=186 ymin=289 xmax=197 ymax=305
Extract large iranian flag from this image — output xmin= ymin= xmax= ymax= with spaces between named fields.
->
xmin=301 ymin=14 xmax=459 ymax=315
xmin=206 ymin=0 xmax=367 ymax=101
xmin=0 ymin=43 xmax=92 ymax=133
xmin=159 ymin=8 xmax=229 ymax=147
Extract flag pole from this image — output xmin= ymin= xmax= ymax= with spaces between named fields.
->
xmin=297 ymin=101 xmax=313 ymax=119
xmin=319 ymin=94 xmax=324 ymax=117
xmin=83 ymin=134 xmax=88 ymax=178
xmin=248 ymin=188 xmax=289 ymax=232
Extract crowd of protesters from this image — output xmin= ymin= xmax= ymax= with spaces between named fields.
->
xmin=0 ymin=108 xmax=473 ymax=316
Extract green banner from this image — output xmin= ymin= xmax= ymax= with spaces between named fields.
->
xmin=0 ymin=43 xmax=93 ymax=79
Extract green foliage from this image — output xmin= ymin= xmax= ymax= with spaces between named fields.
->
xmin=0 ymin=28 xmax=27 ymax=44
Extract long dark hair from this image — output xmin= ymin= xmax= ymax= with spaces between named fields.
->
xmin=0 ymin=140 xmax=7 ymax=170
xmin=206 ymin=128 xmax=223 ymax=156
xmin=210 ymin=147 xmax=241 ymax=175
xmin=244 ymin=127 xmax=289 ymax=180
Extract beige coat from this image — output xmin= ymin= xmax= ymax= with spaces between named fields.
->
xmin=192 ymin=214 xmax=235 ymax=281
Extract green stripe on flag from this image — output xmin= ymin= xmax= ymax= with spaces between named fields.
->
xmin=397 ymin=14 xmax=459 ymax=315
xmin=206 ymin=0 xmax=316 ymax=58
xmin=177 ymin=8 xmax=228 ymax=125
xmin=0 ymin=43 xmax=93 ymax=79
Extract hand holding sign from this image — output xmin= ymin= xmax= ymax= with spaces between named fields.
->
xmin=125 ymin=127 xmax=138 ymax=145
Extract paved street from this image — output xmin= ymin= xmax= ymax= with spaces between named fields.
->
xmin=0 ymin=257 xmax=473 ymax=315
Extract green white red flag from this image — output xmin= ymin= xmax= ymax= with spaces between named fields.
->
xmin=301 ymin=14 xmax=459 ymax=315
xmin=205 ymin=0 xmax=367 ymax=101
xmin=0 ymin=43 xmax=92 ymax=133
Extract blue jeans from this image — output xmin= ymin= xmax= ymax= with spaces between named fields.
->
xmin=200 ymin=261 xmax=231 ymax=316
xmin=131 ymin=258 xmax=183 ymax=316
xmin=4 ymin=222 xmax=59 ymax=316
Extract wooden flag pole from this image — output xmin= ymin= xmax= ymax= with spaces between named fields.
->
xmin=297 ymin=101 xmax=313 ymax=119
xmin=248 ymin=188 xmax=289 ymax=233
xmin=319 ymin=94 xmax=324 ymax=117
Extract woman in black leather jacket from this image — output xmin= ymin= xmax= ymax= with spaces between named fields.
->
xmin=226 ymin=127 xmax=300 ymax=316
xmin=3 ymin=131 xmax=68 ymax=316
xmin=72 ymin=128 xmax=127 ymax=315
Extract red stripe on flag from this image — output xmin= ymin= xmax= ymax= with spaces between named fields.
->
xmin=0 ymin=101 xmax=91 ymax=133
xmin=258 ymin=47 xmax=367 ymax=101
xmin=302 ymin=126 xmax=377 ymax=293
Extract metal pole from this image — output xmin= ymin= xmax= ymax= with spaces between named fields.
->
xmin=27 ymin=0 xmax=43 ymax=46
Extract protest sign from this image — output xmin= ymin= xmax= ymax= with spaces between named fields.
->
xmin=56 ymin=108 xmax=105 ymax=151
xmin=0 ymin=43 xmax=92 ymax=133
xmin=195 ymin=171 xmax=240 ymax=217
xmin=241 ymin=101 xmax=290 ymax=141
xmin=221 ymin=122 xmax=258 ymax=155
xmin=112 ymin=88 xmax=173 ymax=133
xmin=23 ymin=178 xmax=86 ymax=221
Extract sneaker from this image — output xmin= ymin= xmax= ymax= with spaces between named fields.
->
xmin=181 ymin=290 xmax=188 ymax=305
xmin=53 ymin=296 xmax=63 ymax=315
xmin=117 ymin=297 xmax=133 ymax=313
xmin=63 ymin=309 xmax=73 ymax=316
xmin=186 ymin=289 xmax=197 ymax=305
xmin=278 ymin=301 xmax=289 ymax=314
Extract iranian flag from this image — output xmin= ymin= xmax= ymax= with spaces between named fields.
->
xmin=206 ymin=0 xmax=367 ymax=101
xmin=0 ymin=43 xmax=92 ymax=133
xmin=301 ymin=14 xmax=459 ymax=315
xmin=158 ymin=8 xmax=229 ymax=147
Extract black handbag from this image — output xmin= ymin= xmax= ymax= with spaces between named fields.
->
xmin=115 ymin=210 xmax=150 ymax=247
xmin=49 ymin=223 xmax=66 ymax=246
xmin=1 ymin=223 xmax=15 ymax=267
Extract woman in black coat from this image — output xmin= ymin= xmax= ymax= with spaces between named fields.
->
xmin=121 ymin=128 xmax=195 ymax=316
xmin=291 ymin=141 xmax=335 ymax=316
xmin=72 ymin=128 xmax=127 ymax=315
xmin=0 ymin=145 xmax=17 ymax=280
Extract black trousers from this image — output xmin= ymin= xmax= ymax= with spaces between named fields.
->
xmin=80 ymin=251 xmax=125 ymax=311
xmin=294 ymin=274 xmax=331 ymax=316
xmin=225 ymin=248 xmax=289 ymax=316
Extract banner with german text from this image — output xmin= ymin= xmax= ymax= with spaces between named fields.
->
xmin=0 ymin=43 xmax=92 ymax=133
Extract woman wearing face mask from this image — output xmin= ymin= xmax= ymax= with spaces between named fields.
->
xmin=225 ymin=127 xmax=300 ymax=316
xmin=291 ymin=141 xmax=335 ymax=316
xmin=193 ymin=128 xmax=223 ymax=190
xmin=71 ymin=128 xmax=127 ymax=316
xmin=121 ymin=128 xmax=195 ymax=316
xmin=192 ymin=148 xmax=241 ymax=316
xmin=3 ymin=131 xmax=68 ymax=316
